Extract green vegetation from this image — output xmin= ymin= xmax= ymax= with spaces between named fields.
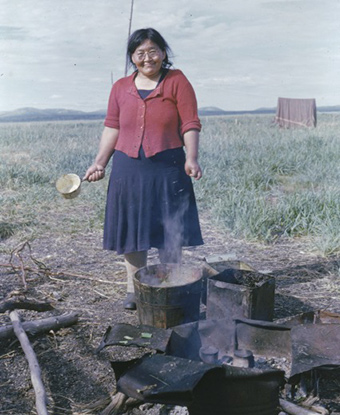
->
xmin=1 ymin=114 xmax=340 ymax=255
xmin=196 ymin=113 xmax=340 ymax=254
xmin=0 ymin=121 xmax=108 ymax=243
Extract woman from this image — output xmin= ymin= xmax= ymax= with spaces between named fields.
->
xmin=84 ymin=28 xmax=203 ymax=310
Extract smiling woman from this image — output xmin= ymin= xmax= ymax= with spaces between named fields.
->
xmin=84 ymin=28 xmax=203 ymax=310
xmin=132 ymin=39 xmax=166 ymax=88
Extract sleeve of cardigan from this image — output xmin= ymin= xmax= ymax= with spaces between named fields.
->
xmin=104 ymin=82 xmax=120 ymax=129
xmin=176 ymin=72 xmax=202 ymax=136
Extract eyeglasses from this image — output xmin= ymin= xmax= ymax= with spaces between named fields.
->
xmin=134 ymin=48 xmax=162 ymax=61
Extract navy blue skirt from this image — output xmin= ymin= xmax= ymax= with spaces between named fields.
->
xmin=103 ymin=147 xmax=203 ymax=254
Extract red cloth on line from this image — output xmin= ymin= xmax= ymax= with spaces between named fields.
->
xmin=275 ymin=97 xmax=317 ymax=128
xmin=104 ymin=69 xmax=201 ymax=158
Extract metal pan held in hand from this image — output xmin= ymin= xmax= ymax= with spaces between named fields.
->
xmin=55 ymin=173 xmax=83 ymax=199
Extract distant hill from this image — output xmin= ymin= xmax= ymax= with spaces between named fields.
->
xmin=198 ymin=105 xmax=340 ymax=117
xmin=198 ymin=106 xmax=276 ymax=116
xmin=0 ymin=105 xmax=339 ymax=123
xmin=0 ymin=107 xmax=106 ymax=123
xmin=317 ymin=105 xmax=340 ymax=113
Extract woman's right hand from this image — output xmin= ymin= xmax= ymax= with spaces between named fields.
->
xmin=83 ymin=127 xmax=118 ymax=182
xmin=83 ymin=164 xmax=106 ymax=182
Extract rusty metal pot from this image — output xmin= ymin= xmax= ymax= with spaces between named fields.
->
xmin=56 ymin=173 xmax=83 ymax=199
xmin=133 ymin=264 xmax=203 ymax=329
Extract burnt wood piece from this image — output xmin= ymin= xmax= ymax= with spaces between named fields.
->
xmin=0 ymin=299 xmax=54 ymax=314
xmin=0 ymin=312 xmax=79 ymax=342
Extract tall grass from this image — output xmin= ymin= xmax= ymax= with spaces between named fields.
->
xmin=196 ymin=113 xmax=340 ymax=254
xmin=1 ymin=114 xmax=340 ymax=255
xmin=0 ymin=121 xmax=108 ymax=243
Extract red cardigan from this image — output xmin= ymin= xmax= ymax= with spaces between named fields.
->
xmin=104 ymin=69 xmax=201 ymax=158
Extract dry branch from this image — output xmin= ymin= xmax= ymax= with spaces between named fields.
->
xmin=8 ymin=241 xmax=48 ymax=290
xmin=80 ymin=390 xmax=141 ymax=415
xmin=1 ymin=240 xmax=121 ymax=288
xmin=100 ymin=391 xmax=141 ymax=415
xmin=0 ymin=263 xmax=121 ymax=285
xmin=100 ymin=392 xmax=128 ymax=415
xmin=9 ymin=310 xmax=49 ymax=415
xmin=0 ymin=312 xmax=79 ymax=342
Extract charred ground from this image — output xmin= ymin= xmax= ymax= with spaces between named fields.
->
xmin=1 ymin=212 xmax=340 ymax=414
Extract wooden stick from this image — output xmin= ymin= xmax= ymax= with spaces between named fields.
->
xmin=0 ymin=312 xmax=79 ymax=342
xmin=9 ymin=310 xmax=49 ymax=415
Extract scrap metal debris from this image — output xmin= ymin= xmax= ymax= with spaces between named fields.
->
xmin=111 ymin=353 xmax=284 ymax=414
xmin=98 ymin=309 xmax=340 ymax=412
xmin=96 ymin=323 xmax=172 ymax=354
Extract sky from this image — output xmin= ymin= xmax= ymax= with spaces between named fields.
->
xmin=1 ymin=0 xmax=340 ymax=112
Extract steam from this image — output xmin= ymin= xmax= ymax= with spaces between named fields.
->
xmin=160 ymin=185 xmax=190 ymax=265
xmin=136 ymin=264 xmax=202 ymax=287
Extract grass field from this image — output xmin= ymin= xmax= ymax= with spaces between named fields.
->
xmin=1 ymin=113 xmax=340 ymax=255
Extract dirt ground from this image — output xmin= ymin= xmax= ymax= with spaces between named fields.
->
xmin=1 ymin=211 xmax=340 ymax=415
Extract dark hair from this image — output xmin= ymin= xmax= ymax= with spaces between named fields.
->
xmin=127 ymin=28 xmax=173 ymax=69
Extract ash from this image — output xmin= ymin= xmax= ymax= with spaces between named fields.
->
xmin=255 ymin=356 xmax=291 ymax=374
xmin=132 ymin=404 xmax=188 ymax=415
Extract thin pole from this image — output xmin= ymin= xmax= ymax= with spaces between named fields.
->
xmin=124 ymin=0 xmax=134 ymax=76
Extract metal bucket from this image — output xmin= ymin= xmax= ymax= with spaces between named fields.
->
xmin=206 ymin=267 xmax=275 ymax=322
xmin=133 ymin=264 xmax=203 ymax=329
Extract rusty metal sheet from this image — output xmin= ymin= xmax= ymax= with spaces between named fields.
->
xmin=235 ymin=318 xmax=292 ymax=358
xmin=96 ymin=323 xmax=172 ymax=353
xmin=167 ymin=320 xmax=202 ymax=360
xmin=189 ymin=365 xmax=285 ymax=415
xmin=169 ymin=318 xmax=291 ymax=361
xmin=290 ymin=323 xmax=340 ymax=378
xmin=168 ymin=318 xmax=235 ymax=360
xmin=275 ymin=310 xmax=340 ymax=327
xmin=113 ymin=353 xmax=284 ymax=413
xmin=114 ymin=353 xmax=224 ymax=405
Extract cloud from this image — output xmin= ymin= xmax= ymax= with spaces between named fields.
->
xmin=197 ymin=76 xmax=256 ymax=87
xmin=0 ymin=25 xmax=28 ymax=40
xmin=0 ymin=0 xmax=339 ymax=111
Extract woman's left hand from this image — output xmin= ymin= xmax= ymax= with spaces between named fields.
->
xmin=185 ymin=158 xmax=202 ymax=180
xmin=183 ymin=129 xmax=202 ymax=180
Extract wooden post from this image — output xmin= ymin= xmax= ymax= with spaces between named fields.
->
xmin=124 ymin=0 xmax=135 ymax=76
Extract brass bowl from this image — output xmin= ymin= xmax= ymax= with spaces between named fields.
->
xmin=56 ymin=173 xmax=82 ymax=199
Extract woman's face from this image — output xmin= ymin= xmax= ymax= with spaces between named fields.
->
xmin=131 ymin=39 xmax=166 ymax=78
